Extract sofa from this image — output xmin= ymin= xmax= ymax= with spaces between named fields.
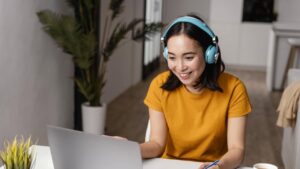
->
xmin=281 ymin=68 xmax=300 ymax=169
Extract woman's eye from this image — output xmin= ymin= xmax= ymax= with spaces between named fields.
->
xmin=185 ymin=56 xmax=194 ymax=60
xmin=168 ymin=56 xmax=175 ymax=60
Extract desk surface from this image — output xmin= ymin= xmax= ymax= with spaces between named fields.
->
xmin=0 ymin=145 xmax=250 ymax=169
xmin=10 ymin=145 xmax=201 ymax=169
xmin=143 ymin=158 xmax=200 ymax=169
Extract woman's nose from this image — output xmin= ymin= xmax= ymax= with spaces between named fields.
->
xmin=177 ymin=60 xmax=187 ymax=71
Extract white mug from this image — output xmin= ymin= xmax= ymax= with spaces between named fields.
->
xmin=253 ymin=163 xmax=278 ymax=169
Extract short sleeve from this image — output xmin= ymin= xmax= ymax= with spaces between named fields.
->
xmin=228 ymin=80 xmax=252 ymax=117
xmin=144 ymin=74 xmax=165 ymax=112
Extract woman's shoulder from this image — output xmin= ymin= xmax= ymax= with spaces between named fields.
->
xmin=146 ymin=71 xmax=170 ymax=95
xmin=218 ymin=72 xmax=245 ymax=89
xmin=151 ymin=71 xmax=170 ymax=84
xmin=219 ymin=72 xmax=238 ymax=80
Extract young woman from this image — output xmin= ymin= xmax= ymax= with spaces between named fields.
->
xmin=140 ymin=15 xmax=252 ymax=169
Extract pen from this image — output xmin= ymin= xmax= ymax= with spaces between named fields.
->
xmin=204 ymin=160 xmax=220 ymax=169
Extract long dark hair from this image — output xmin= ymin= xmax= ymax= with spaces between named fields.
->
xmin=161 ymin=15 xmax=225 ymax=92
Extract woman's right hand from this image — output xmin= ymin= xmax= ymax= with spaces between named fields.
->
xmin=198 ymin=162 xmax=220 ymax=169
xmin=111 ymin=136 xmax=128 ymax=141
xmin=102 ymin=135 xmax=128 ymax=141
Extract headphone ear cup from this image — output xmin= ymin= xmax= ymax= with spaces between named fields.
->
xmin=205 ymin=45 xmax=217 ymax=64
xmin=163 ymin=47 xmax=168 ymax=59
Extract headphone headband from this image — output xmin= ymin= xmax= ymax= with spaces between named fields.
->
xmin=161 ymin=16 xmax=219 ymax=64
xmin=161 ymin=16 xmax=216 ymax=42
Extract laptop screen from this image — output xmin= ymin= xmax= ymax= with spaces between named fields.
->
xmin=47 ymin=126 xmax=143 ymax=169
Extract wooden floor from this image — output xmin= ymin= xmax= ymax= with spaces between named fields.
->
xmin=105 ymin=66 xmax=284 ymax=169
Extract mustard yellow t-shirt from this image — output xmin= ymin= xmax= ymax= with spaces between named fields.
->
xmin=144 ymin=71 xmax=252 ymax=162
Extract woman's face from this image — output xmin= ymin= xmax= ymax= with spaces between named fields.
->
xmin=167 ymin=34 xmax=206 ymax=90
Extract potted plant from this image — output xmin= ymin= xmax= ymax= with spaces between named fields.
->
xmin=0 ymin=136 xmax=35 ymax=169
xmin=36 ymin=0 xmax=163 ymax=134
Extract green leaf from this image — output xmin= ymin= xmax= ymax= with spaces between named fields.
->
xmin=37 ymin=0 xmax=163 ymax=106
xmin=0 ymin=136 xmax=35 ymax=169
xmin=109 ymin=0 xmax=124 ymax=19
xmin=132 ymin=22 xmax=164 ymax=41
xmin=65 ymin=0 xmax=77 ymax=9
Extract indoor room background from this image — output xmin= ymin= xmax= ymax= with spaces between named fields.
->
xmin=1 ymin=0 xmax=300 ymax=168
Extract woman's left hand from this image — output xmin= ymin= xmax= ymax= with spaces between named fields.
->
xmin=198 ymin=162 xmax=220 ymax=169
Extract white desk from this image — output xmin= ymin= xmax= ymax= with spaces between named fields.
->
xmin=0 ymin=145 xmax=250 ymax=169
xmin=0 ymin=145 xmax=200 ymax=169
xmin=143 ymin=158 xmax=200 ymax=169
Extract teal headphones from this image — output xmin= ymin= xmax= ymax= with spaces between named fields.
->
xmin=161 ymin=16 xmax=219 ymax=64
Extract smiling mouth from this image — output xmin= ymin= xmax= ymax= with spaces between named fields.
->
xmin=179 ymin=72 xmax=191 ymax=79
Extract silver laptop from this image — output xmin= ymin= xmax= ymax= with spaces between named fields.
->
xmin=47 ymin=125 xmax=143 ymax=169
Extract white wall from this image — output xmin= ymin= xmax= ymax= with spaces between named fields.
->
xmin=162 ymin=0 xmax=271 ymax=69
xmin=239 ymin=23 xmax=271 ymax=67
xmin=162 ymin=0 xmax=211 ymax=23
xmin=209 ymin=0 xmax=271 ymax=69
xmin=209 ymin=0 xmax=243 ymax=65
xmin=101 ymin=0 xmax=144 ymax=103
xmin=0 ymin=0 xmax=146 ymax=147
xmin=209 ymin=0 xmax=242 ymax=24
xmin=0 ymin=1 xmax=74 ymax=147
xmin=276 ymin=0 xmax=300 ymax=23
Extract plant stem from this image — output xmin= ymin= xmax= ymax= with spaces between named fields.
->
xmin=100 ymin=15 xmax=109 ymax=52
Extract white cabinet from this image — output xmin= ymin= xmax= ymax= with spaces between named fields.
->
xmin=209 ymin=0 xmax=242 ymax=24
xmin=210 ymin=22 xmax=271 ymax=68
xmin=209 ymin=0 xmax=272 ymax=68
xmin=239 ymin=23 xmax=272 ymax=67
xmin=210 ymin=22 xmax=240 ymax=65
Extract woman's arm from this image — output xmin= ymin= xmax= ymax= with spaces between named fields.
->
xmin=140 ymin=108 xmax=167 ymax=158
xmin=218 ymin=116 xmax=247 ymax=169
xmin=199 ymin=116 xmax=247 ymax=169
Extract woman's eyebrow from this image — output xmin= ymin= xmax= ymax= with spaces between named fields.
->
xmin=168 ymin=51 xmax=196 ymax=55
xmin=183 ymin=52 xmax=197 ymax=55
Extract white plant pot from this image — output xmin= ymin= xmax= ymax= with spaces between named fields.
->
xmin=82 ymin=102 xmax=106 ymax=135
